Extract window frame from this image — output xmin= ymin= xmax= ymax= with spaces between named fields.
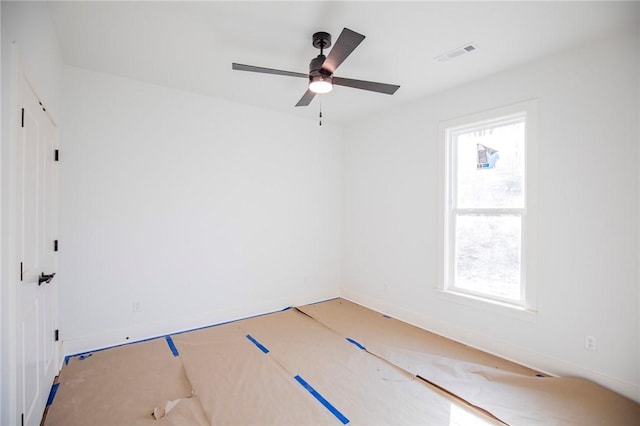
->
xmin=437 ymin=100 xmax=538 ymax=315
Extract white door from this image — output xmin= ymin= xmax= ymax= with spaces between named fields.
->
xmin=15 ymin=73 xmax=59 ymax=426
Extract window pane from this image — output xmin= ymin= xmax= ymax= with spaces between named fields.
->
xmin=454 ymin=215 xmax=521 ymax=301
xmin=455 ymin=120 xmax=525 ymax=209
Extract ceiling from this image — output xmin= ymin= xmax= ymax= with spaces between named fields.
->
xmin=47 ymin=1 xmax=639 ymax=124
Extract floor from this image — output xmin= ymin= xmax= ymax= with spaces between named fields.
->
xmin=43 ymin=298 xmax=640 ymax=425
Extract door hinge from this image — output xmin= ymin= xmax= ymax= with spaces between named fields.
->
xmin=54 ymin=240 xmax=59 ymax=252
xmin=54 ymin=149 xmax=59 ymax=162
xmin=55 ymin=329 xmax=60 ymax=342
xmin=21 ymin=108 xmax=24 ymax=127
xmin=20 ymin=262 xmax=23 ymax=281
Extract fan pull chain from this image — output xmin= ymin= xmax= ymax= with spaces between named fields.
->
xmin=319 ymin=98 xmax=323 ymax=126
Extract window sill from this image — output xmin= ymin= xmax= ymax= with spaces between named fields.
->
xmin=435 ymin=289 xmax=537 ymax=323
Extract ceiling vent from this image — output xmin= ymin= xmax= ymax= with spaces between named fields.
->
xmin=434 ymin=43 xmax=478 ymax=62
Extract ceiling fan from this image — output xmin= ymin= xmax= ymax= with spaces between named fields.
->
xmin=232 ymin=28 xmax=400 ymax=107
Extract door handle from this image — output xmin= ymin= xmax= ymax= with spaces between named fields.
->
xmin=38 ymin=272 xmax=56 ymax=286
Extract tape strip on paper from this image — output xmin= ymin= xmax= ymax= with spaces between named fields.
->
xmin=165 ymin=335 xmax=179 ymax=357
xmin=246 ymin=334 xmax=269 ymax=354
xmin=294 ymin=375 xmax=349 ymax=424
xmin=345 ymin=337 xmax=365 ymax=350
xmin=46 ymin=383 xmax=60 ymax=406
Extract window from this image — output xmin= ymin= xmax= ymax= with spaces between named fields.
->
xmin=438 ymin=100 xmax=537 ymax=311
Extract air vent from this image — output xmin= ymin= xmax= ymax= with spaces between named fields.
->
xmin=434 ymin=43 xmax=478 ymax=62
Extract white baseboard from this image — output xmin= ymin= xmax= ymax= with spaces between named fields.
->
xmin=341 ymin=288 xmax=640 ymax=403
xmin=59 ymin=292 xmax=339 ymax=366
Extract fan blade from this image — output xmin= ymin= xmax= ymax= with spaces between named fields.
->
xmin=232 ymin=63 xmax=308 ymax=79
xmin=333 ymin=76 xmax=400 ymax=95
xmin=295 ymin=89 xmax=316 ymax=107
xmin=321 ymin=28 xmax=365 ymax=74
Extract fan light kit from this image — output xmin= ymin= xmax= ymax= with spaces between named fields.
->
xmin=309 ymin=75 xmax=333 ymax=94
xmin=232 ymin=28 xmax=400 ymax=108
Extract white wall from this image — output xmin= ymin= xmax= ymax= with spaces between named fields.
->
xmin=341 ymin=26 xmax=640 ymax=401
xmin=1 ymin=2 xmax=64 ymax=425
xmin=59 ymin=66 xmax=342 ymax=354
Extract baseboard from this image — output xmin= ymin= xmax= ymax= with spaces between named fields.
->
xmin=341 ymin=288 xmax=640 ymax=403
xmin=59 ymin=292 xmax=340 ymax=366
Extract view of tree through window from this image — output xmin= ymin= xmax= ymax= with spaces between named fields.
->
xmin=448 ymin=117 xmax=526 ymax=303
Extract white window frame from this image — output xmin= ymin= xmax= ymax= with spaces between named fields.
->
xmin=437 ymin=100 xmax=538 ymax=317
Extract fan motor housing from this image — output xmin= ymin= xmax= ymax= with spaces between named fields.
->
xmin=309 ymin=54 xmax=331 ymax=77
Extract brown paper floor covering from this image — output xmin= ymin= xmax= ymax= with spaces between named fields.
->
xmin=43 ymin=298 xmax=639 ymax=425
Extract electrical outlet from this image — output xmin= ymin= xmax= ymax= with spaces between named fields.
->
xmin=132 ymin=301 xmax=143 ymax=313
xmin=585 ymin=335 xmax=597 ymax=351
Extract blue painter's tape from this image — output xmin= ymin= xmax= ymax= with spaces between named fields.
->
xmin=246 ymin=335 xmax=269 ymax=354
xmin=165 ymin=335 xmax=179 ymax=357
xmin=281 ymin=306 xmax=292 ymax=311
xmin=294 ymin=375 xmax=349 ymax=424
xmin=345 ymin=338 xmax=365 ymax=350
xmin=64 ymin=353 xmax=92 ymax=365
xmin=46 ymin=383 xmax=60 ymax=406
xmin=382 ymin=314 xmax=392 ymax=319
